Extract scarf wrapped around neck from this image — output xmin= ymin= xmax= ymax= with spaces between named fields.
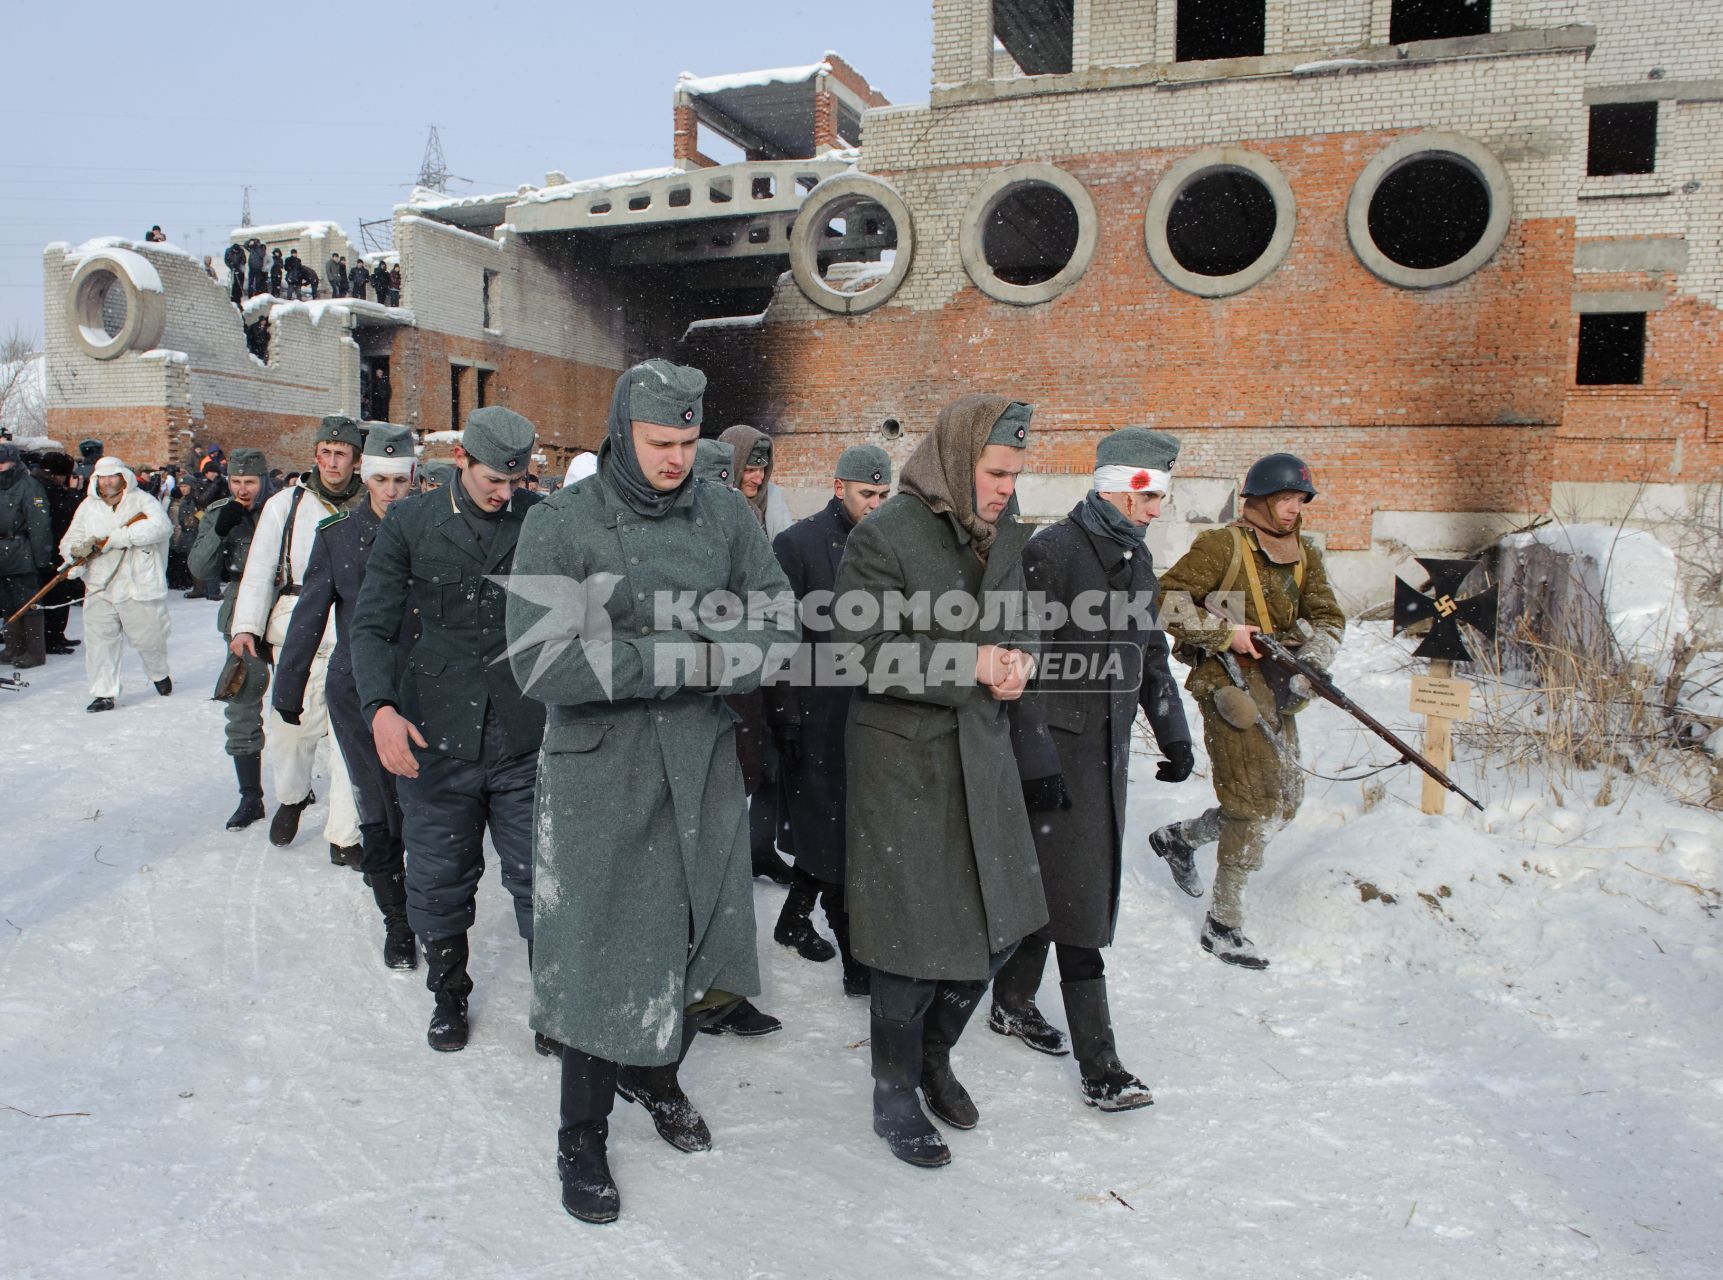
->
xmin=1236 ymin=496 xmax=1304 ymax=565
xmin=718 ymin=424 xmax=772 ymax=526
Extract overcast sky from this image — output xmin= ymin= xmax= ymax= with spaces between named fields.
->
xmin=0 ymin=0 xmax=933 ymax=343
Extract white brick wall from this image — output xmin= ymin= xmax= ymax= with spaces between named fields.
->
xmin=1587 ymin=0 xmax=1723 ymax=82
xmin=42 ymin=241 xmax=357 ymax=420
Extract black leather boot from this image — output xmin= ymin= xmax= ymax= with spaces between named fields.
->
xmin=423 ymin=934 xmax=472 ymax=1051
xmin=225 ymin=754 xmax=266 ymax=831
xmin=616 ymin=1016 xmax=711 ymax=1152
xmin=557 ymin=1049 xmax=620 ymax=1223
xmin=986 ymin=935 xmax=1069 ymax=1056
xmin=366 ymin=866 xmax=416 ymax=970
xmin=870 ymin=1014 xmax=950 ymax=1168
xmin=921 ymin=981 xmax=986 ymax=1130
xmin=773 ymin=875 xmax=835 ymax=962
xmin=268 ymin=790 xmax=314 ymax=848
xmin=1063 ymin=978 xmax=1153 ymax=1112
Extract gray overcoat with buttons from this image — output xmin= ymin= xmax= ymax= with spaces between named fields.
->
xmin=506 ymin=473 xmax=798 ymax=1067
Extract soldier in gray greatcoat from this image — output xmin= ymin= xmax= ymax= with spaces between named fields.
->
xmin=765 ymin=443 xmax=893 ymax=995
xmin=188 ymin=447 xmax=273 ymax=829
xmin=350 ymin=407 xmax=547 ymax=1054
xmin=0 ymin=442 xmax=53 ymax=665
xmin=832 ymin=393 xmax=1049 ymax=1169
xmin=274 ymin=424 xmax=418 ymax=969
xmin=505 ymin=360 xmax=798 ymax=1225
xmin=995 ymin=428 xmax=1193 ymax=1112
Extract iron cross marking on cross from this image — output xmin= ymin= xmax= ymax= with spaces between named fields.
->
xmin=1392 ymin=557 xmax=1498 ymax=663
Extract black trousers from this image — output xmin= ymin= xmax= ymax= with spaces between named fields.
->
xmin=397 ymin=709 xmax=535 ymax=943
xmin=871 ymin=945 xmax=1016 ymax=1024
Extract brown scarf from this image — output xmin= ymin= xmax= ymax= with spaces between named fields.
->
xmin=718 ymin=424 xmax=772 ymax=526
xmin=897 ymin=393 xmax=1016 ymax=564
xmin=1236 ymin=496 xmax=1304 ymax=565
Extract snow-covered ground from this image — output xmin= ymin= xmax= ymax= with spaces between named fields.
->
xmin=4 ymin=600 xmax=1720 ymax=1278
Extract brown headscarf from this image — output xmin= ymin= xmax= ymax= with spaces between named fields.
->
xmin=897 ymin=393 xmax=1022 ymax=563
xmin=718 ymin=424 xmax=772 ymax=526
xmin=1236 ymin=495 xmax=1304 ymax=565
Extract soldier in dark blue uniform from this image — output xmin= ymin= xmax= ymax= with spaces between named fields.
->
xmin=350 ymin=407 xmax=548 ymax=1054
xmin=766 ymin=444 xmax=893 ymax=995
xmin=275 ymin=424 xmax=418 ymax=968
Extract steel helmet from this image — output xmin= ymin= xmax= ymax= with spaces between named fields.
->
xmin=1241 ymin=452 xmax=1316 ymax=502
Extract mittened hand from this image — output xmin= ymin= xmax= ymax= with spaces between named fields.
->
xmin=1155 ymin=741 xmax=1195 ymax=783
xmin=1022 ymin=774 xmax=1072 ymax=813
xmin=213 ymin=501 xmax=246 ymax=536
xmin=277 ymin=708 xmax=301 ymax=726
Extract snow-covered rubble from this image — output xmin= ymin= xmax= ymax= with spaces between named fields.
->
xmin=3 ymin=609 xmax=1719 ymax=1277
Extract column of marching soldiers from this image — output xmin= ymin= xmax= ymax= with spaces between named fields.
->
xmin=11 ymin=359 xmax=1345 ymax=1225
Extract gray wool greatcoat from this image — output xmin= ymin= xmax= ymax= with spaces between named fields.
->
xmin=506 ymin=473 xmax=798 ymax=1067
xmin=1008 ymin=507 xmax=1192 ymax=948
xmin=832 ymin=493 xmax=1049 ymax=981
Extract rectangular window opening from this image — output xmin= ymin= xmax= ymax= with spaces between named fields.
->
xmin=1389 ymin=0 xmax=1492 ymax=46
xmin=747 ymin=224 xmax=771 ymax=244
xmin=450 ymin=363 xmax=468 ymax=430
xmin=1576 ymin=312 xmax=1647 ymax=386
xmin=481 ymin=269 xmax=499 ymax=330
xmin=668 ymin=186 xmax=692 ymax=208
xmin=476 ymin=367 xmax=494 ymax=409
xmin=751 ymin=174 xmax=777 ymax=200
xmin=1176 ymin=0 xmax=1266 ymax=62
xmin=1587 ymin=102 xmax=1658 ymax=176
xmin=991 ymin=0 xmax=1075 ymax=75
xmin=627 ymin=192 xmax=653 ymax=211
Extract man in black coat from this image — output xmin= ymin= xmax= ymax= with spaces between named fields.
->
xmin=767 ymin=444 xmax=892 ymax=995
xmin=350 ymin=406 xmax=548 ymax=1055
xmin=224 ymin=243 xmax=246 ymax=305
xmin=349 ymin=260 xmax=368 ymax=301
xmin=998 ymin=427 xmax=1194 ymax=1112
xmin=268 ymin=249 xmax=284 ymax=298
xmin=0 ymin=443 xmax=53 ymax=665
xmin=275 ymin=424 xmax=418 ymax=968
xmin=33 ymin=452 xmax=83 ymax=655
xmin=245 ymin=239 xmax=267 ymax=297
xmin=284 ymin=250 xmax=304 ymax=298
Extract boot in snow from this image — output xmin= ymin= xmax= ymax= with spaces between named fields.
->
xmin=366 ymin=868 xmax=417 ymax=970
xmin=1149 ymin=823 xmax=1206 ymax=898
xmin=1063 ymin=978 xmax=1153 ymax=1112
xmin=1200 ymin=915 xmax=1269 ymax=969
xmin=870 ymin=1014 xmax=950 ymax=1168
xmin=773 ymin=879 xmax=835 ymax=962
xmin=86 ymin=696 xmax=115 ymax=713
xmin=225 ymin=754 xmax=266 ymax=830
xmin=424 ymin=933 xmax=473 ymax=1050
xmin=921 ymin=981 xmax=988 ymax=1130
xmin=558 ymin=1049 xmax=620 ymax=1223
xmin=697 ymin=998 xmax=782 ymax=1038
xmin=616 ymin=1017 xmax=710 ymax=1153
xmin=329 ymin=842 xmax=363 ymax=869
xmin=268 ymin=790 xmax=315 ymax=848
xmin=987 ymin=937 xmax=1068 ymax=1057
xmin=154 ymin=676 xmax=172 ymax=696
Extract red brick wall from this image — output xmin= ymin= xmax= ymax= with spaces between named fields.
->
xmin=690 ymin=133 xmax=1590 ymax=551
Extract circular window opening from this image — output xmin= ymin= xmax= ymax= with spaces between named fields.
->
xmin=810 ymin=195 xmax=899 ymax=297
xmin=1167 ymin=169 xmax=1277 ymax=278
xmin=880 ymin=417 xmax=902 ymax=440
xmin=982 ymin=183 xmax=1080 ymax=287
xmin=1366 ymin=157 xmax=1491 ymax=270
xmin=789 ymin=175 xmax=915 ymax=315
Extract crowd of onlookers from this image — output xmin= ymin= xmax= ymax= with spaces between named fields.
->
xmin=143 ymin=226 xmax=402 ymax=310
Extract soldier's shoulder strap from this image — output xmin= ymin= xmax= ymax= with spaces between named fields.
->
xmin=317 ymin=509 xmax=349 ymax=531
xmin=1222 ymin=524 xmax=1304 ymax=632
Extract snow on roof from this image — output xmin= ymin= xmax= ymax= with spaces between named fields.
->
xmin=683 ymin=312 xmax=766 ymax=339
xmin=517 ymin=167 xmax=685 ymax=205
xmin=233 ymin=220 xmax=348 ymax=241
xmin=677 ymin=62 xmax=830 ymax=96
xmin=56 ymin=238 xmax=174 ymax=290
xmin=397 ymin=214 xmax=504 ymax=248
xmin=241 ymin=296 xmax=412 ymax=327
xmin=403 ymin=185 xmax=532 ymax=213
xmin=421 ymin=430 xmax=462 ymax=445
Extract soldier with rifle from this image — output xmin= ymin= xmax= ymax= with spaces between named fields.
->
xmin=1149 ymin=453 xmax=1344 ymax=969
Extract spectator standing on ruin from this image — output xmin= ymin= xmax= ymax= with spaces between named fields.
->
xmin=285 ymin=250 xmax=304 ymax=299
xmin=269 ymin=249 xmax=284 ymax=298
xmin=245 ymin=239 xmax=267 ymax=297
xmin=328 ymin=253 xmax=348 ymax=299
xmin=224 ymin=243 xmax=246 ymax=305
xmin=387 ymin=264 xmax=402 ymax=306
xmin=145 ymin=225 xmax=166 ymax=243
xmin=302 ymin=265 xmax=320 ymax=300
xmin=349 ymin=259 xmax=369 ymax=302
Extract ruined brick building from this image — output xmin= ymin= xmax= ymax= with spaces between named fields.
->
xmin=38 ymin=4 xmax=1723 ymax=600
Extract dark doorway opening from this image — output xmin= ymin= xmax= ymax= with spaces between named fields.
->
xmin=1587 ymin=102 xmax=1658 ymax=176
xmin=1389 ymin=0 xmax=1491 ymax=45
xmin=1576 ymin=312 xmax=1646 ymax=385
xmin=983 ymin=183 xmax=1080 ymax=286
xmin=992 ymin=0 xmax=1075 ymax=75
xmin=1366 ymin=157 xmax=1492 ymax=270
xmin=1176 ymin=0 xmax=1266 ymax=62
xmin=476 ymin=367 xmax=494 ymax=409
xmin=1168 ymin=169 xmax=1278 ymax=277
xmin=449 ymin=363 xmax=468 ymax=431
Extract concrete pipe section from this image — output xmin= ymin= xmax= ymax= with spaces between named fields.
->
xmin=68 ymin=248 xmax=167 ymax=360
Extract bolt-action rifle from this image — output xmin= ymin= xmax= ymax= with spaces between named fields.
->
xmin=1254 ymin=630 xmax=1484 ymax=812
xmin=3 ymin=510 xmax=150 ymax=628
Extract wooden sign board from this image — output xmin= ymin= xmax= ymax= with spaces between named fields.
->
xmin=1409 ymin=675 xmax=1473 ymax=721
